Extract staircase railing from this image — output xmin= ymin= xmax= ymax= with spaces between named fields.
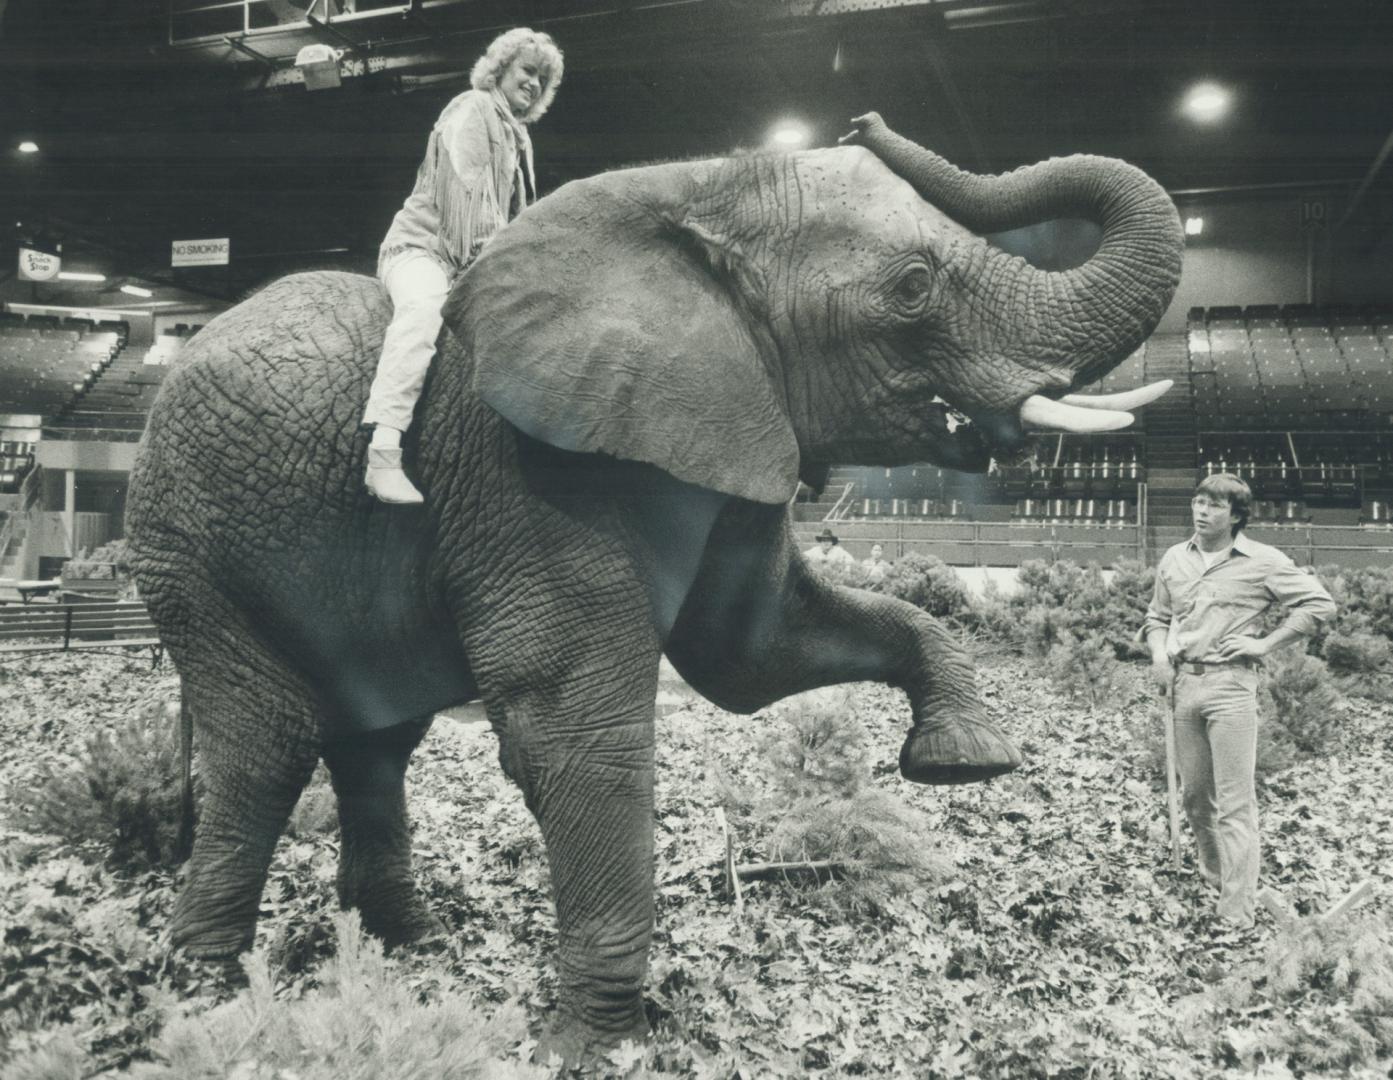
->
xmin=0 ymin=463 xmax=42 ymax=577
xmin=0 ymin=512 xmax=13 ymax=571
xmin=823 ymin=483 xmax=856 ymax=522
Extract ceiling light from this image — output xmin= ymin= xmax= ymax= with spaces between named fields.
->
xmin=57 ymin=271 xmax=105 ymax=282
xmin=1181 ymin=82 xmax=1231 ymax=124
xmin=769 ymin=122 xmax=810 ymax=149
xmin=120 ymin=284 xmax=154 ymax=298
xmin=17 ymin=141 xmax=38 ymax=154
xmin=1185 ymin=217 xmax=1204 ymax=236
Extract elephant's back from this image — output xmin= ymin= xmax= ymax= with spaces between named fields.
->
xmin=129 ymin=270 xmax=389 ymax=549
xmin=150 ymin=270 xmax=386 ymax=410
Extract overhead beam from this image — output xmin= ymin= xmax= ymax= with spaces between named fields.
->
xmin=1335 ymin=124 xmax=1393 ymax=234
xmin=222 ymin=35 xmax=277 ymax=69
xmin=303 ymin=12 xmax=363 ymax=52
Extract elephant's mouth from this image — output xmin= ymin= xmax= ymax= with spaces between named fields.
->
xmin=928 ymin=379 xmax=1173 ymax=470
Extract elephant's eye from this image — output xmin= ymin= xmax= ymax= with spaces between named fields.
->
xmin=893 ymin=266 xmax=932 ymax=308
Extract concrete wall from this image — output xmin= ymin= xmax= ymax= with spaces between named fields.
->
xmin=1158 ymin=194 xmax=1324 ymax=332
xmin=35 ymin=441 xmax=139 ymax=472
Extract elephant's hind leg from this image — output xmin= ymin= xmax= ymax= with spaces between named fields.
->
xmin=170 ymin=632 xmax=323 ymax=958
xmin=321 ymin=717 xmax=446 ymax=946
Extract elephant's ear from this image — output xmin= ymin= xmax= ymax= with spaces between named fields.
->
xmin=451 ymin=177 xmax=800 ymax=505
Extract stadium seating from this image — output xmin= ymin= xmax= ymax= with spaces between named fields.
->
xmin=840 ymin=433 xmax=1145 ymax=524
xmin=1187 ymin=304 xmax=1393 ymax=429
xmin=0 ymin=317 xmax=128 ymax=422
xmin=45 ymin=335 xmax=174 ymax=441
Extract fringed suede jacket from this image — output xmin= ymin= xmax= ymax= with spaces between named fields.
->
xmin=378 ymin=88 xmax=535 ymax=280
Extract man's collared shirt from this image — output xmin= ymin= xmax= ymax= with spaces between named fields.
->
xmin=1141 ymin=531 xmax=1335 ymax=663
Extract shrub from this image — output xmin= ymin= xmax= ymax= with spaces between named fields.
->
xmin=878 ymin=552 xmax=973 ymax=621
xmin=961 ymin=576 xmax=1019 ymax=648
xmin=808 ymin=556 xmax=882 ymax=593
xmin=760 ymin=688 xmax=867 ymax=804
xmin=1321 ymin=630 xmax=1392 ymax=676
xmin=1044 ymin=631 xmax=1126 ymax=708
xmin=286 ymin=764 xmax=338 ymax=839
xmin=5 ymin=698 xmax=188 ymax=869
xmin=1206 ymin=913 xmax=1393 ymax=1073
xmin=49 ymin=911 xmax=547 ymax=1079
xmin=1007 ymin=560 xmax=1150 ymax=661
xmin=1261 ymin=648 xmax=1343 ymax=755
xmin=1020 ymin=604 xmax=1072 ymax=661
xmin=1318 ymin=564 xmax=1393 ymax=643
xmin=738 ymin=689 xmax=945 ymax=915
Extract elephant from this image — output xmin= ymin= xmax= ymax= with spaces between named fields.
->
xmin=125 ymin=112 xmax=1183 ymax=1063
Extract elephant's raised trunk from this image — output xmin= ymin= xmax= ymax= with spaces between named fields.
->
xmin=844 ymin=113 xmax=1184 ymax=391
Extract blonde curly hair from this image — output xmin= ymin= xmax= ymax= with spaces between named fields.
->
xmin=469 ymin=27 xmax=563 ymax=123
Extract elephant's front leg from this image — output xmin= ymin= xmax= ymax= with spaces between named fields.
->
xmin=469 ymin=597 xmax=660 ymax=1063
xmin=666 ymin=503 xmax=1020 ymax=784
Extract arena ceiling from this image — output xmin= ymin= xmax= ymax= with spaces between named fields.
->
xmin=1 ymin=0 xmax=1391 ymax=304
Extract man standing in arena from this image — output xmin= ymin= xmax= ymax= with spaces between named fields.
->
xmin=1141 ymin=473 xmax=1334 ymax=931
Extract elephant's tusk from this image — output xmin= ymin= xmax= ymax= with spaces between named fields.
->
xmin=1020 ymin=394 xmax=1134 ymax=432
xmin=1060 ymin=379 xmax=1173 ymax=411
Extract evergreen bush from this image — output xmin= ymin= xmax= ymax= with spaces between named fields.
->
xmin=1002 ymin=560 xmax=1150 ymax=660
xmin=1207 ymin=913 xmax=1393 ymax=1072
xmin=1020 ymin=604 xmax=1072 ymax=661
xmin=878 ymin=552 xmax=972 ymax=621
xmin=1321 ymin=630 xmax=1392 ymax=676
xmin=116 ymin=912 xmax=545 ymax=1079
xmin=1043 ymin=631 xmax=1126 ymax=708
xmin=286 ymin=764 xmax=338 ymax=839
xmin=808 ymin=556 xmax=881 ymax=593
xmin=5 ymin=699 xmax=188 ymax=869
xmin=1317 ymin=564 xmax=1393 ymax=643
xmin=740 ymin=689 xmax=946 ymax=915
xmin=1260 ymin=648 xmax=1343 ymax=755
xmin=961 ymin=576 xmax=1019 ymax=646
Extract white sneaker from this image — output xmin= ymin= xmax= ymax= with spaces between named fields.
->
xmin=365 ymin=446 xmax=424 ymax=505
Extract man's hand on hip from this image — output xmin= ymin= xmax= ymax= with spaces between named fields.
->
xmin=1214 ymin=635 xmax=1267 ymax=663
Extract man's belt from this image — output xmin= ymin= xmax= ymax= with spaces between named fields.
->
xmin=1175 ymin=657 xmax=1257 ymax=675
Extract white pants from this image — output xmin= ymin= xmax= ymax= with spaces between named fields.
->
xmin=362 ymin=251 xmax=450 ymax=433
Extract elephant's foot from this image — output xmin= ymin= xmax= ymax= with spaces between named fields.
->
xmin=354 ymin=899 xmax=447 ymax=949
xmin=342 ymin=876 xmax=446 ymax=948
xmin=899 ymin=713 xmax=1021 ymax=785
xmin=534 ymin=1006 xmax=650 ymax=1070
xmin=169 ymin=894 xmax=258 ymax=960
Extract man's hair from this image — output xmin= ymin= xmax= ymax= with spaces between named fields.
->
xmin=470 ymin=28 xmax=564 ymax=123
xmin=1194 ymin=472 xmax=1252 ymax=535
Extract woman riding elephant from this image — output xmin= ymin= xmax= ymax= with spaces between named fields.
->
xmin=363 ymin=27 xmax=563 ymax=503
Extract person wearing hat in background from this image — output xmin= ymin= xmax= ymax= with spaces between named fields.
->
xmin=362 ymin=27 xmax=564 ymax=504
xmin=804 ymin=528 xmax=855 ymax=565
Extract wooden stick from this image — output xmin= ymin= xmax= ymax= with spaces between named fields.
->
xmin=714 ymin=806 xmax=742 ymax=910
xmin=1258 ymin=886 xmax=1297 ymax=928
xmin=1319 ymin=880 xmax=1374 ymax=925
xmin=733 ymin=859 xmax=848 ymax=882
xmin=1163 ymin=684 xmax=1182 ymax=872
